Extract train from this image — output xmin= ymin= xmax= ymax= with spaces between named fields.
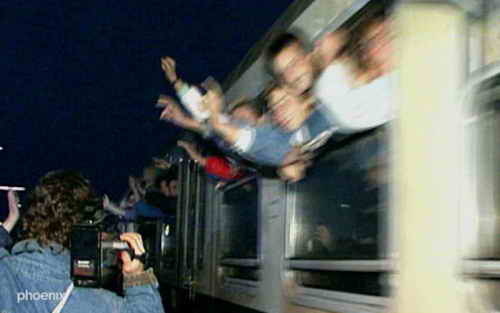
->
xmin=148 ymin=1 xmax=500 ymax=313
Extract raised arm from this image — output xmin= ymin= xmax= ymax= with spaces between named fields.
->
xmin=160 ymin=56 xmax=210 ymax=121
xmin=129 ymin=176 xmax=144 ymax=201
xmin=161 ymin=56 xmax=185 ymax=92
xmin=3 ymin=190 xmax=20 ymax=233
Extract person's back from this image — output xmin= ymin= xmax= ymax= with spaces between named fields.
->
xmin=1 ymin=240 xmax=163 ymax=313
xmin=0 ymin=170 xmax=165 ymax=313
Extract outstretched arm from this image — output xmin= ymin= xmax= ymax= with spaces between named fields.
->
xmin=159 ymin=96 xmax=204 ymax=133
xmin=203 ymin=83 xmax=243 ymax=146
xmin=178 ymin=141 xmax=207 ymax=166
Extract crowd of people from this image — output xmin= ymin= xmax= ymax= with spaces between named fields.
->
xmin=157 ymin=10 xmax=395 ymax=183
xmin=0 ymin=6 xmax=395 ymax=313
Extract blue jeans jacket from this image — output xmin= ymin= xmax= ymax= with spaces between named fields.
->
xmin=0 ymin=225 xmax=12 ymax=247
xmin=0 ymin=235 xmax=165 ymax=313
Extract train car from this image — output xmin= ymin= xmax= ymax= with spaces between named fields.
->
xmin=154 ymin=1 xmax=500 ymax=313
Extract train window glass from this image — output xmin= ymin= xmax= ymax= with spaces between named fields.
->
xmin=295 ymin=270 xmax=387 ymax=296
xmin=220 ymin=178 xmax=259 ymax=259
xmin=288 ymin=129 xmax=388 ymax=260
xmin=223 ymin=267 xmax=260 ymax=281
xmin=160 ymin=216 xmax=177 ymax=270
xmin=470 ymin=85 xmax=500 ymax=259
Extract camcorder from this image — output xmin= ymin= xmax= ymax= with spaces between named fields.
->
xmin=70 ymin=199 xmax=174 ymax=293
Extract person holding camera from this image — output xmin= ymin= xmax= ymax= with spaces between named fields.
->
xmin=0 ymin=170 xmax=165 ymax=313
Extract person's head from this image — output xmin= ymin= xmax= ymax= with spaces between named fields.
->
xmin=228 ymin=98 xmax=262 ymax=125
xmin=125 ymin=190 xmax=137 ymax=206
xmin=265 ymin=31 xmax=318 ymax=96
xmin=168 ymin=180 xmax=178 ymax=197
xmin=23 ymin=170 xmax=97 ymax=248
xmin=359 ymin=14 xmax=393 ymax=73
xmin=266 ymin=85 xmax=313 ymax=132
xmin=143 ymin=166 xmax=159 ymax=187
xmin=156 ymin=167 xmax=178 ymax=198
xmin=314 ymin=29 xmax=349 ymax=68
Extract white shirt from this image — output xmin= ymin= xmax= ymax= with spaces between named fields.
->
xmin=177 ymin=85 xmax=211 ymax=122
xmin=314 ymin=62 xmax=396 ymax=134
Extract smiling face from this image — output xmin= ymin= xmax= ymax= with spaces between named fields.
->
xmin=267 ymin=86 xmax=311 ymax=132
xmin=273 ymin=42 xmax=317 ymax=96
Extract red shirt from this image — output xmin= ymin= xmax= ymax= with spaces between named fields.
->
xmin=205 ymin=156 xmax=245 ymax=181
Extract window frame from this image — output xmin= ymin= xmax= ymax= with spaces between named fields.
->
xmin=217 ymin=176 xmax=262 ymax=295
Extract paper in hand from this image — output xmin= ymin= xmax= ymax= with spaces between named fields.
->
xmin=201 ymin=76 xmax=222 ymax=95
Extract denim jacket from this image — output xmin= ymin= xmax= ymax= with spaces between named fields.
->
xmin=0 ymin=225 xmax=12 ymax=247
xmin=0 ymin=235 xmax=165 ymax=313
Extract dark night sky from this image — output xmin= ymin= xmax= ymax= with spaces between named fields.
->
xmin=0 ymin=0 xmax=295 ymax=213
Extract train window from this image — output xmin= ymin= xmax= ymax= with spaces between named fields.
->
xmin=223 ymin=267 xmax=260 ymax=282
xmin=285 ymin=128 xmax=390 ymax=311
xmin=294 ymin=270 xmax=387 ymax=296
xmin=287 ymin=129 xmax=388 ymax=261
xmin=220 ymin=178 xmax=260 ymax=260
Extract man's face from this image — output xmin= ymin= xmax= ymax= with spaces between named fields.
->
xmin=169 ymin=180 xmax=178 ymax=197
xmin=160 ymin=180 xmax=177 ymax=197
xmin=230 ymin=106 xmax=259 ymax=125
xmin=268 ymin=87 xmax=309 ymax=132
xmin=273 ymin=43 xmax=316 ymax=96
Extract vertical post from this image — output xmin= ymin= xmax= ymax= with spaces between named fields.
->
xmin=392 ymin=3 xmax=467 ymax=313
xmin=175 ymin=160 xmax=186 ymax=288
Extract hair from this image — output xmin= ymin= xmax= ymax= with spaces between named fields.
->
xmin=22 ymin=170 xmax=96 ymax=248
xmin=154 ymin=165 xmax=178 ymax=190
xmin=228 ymin=97 xmax=263 ymax=118
xmin=335 ymin=5 xmax=392 ymax=76
xmin=264 ymin=30 xmax=309 ymax=79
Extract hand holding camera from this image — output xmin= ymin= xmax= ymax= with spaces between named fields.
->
xmin=120 ymin=232 xmax=146 ymax=275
